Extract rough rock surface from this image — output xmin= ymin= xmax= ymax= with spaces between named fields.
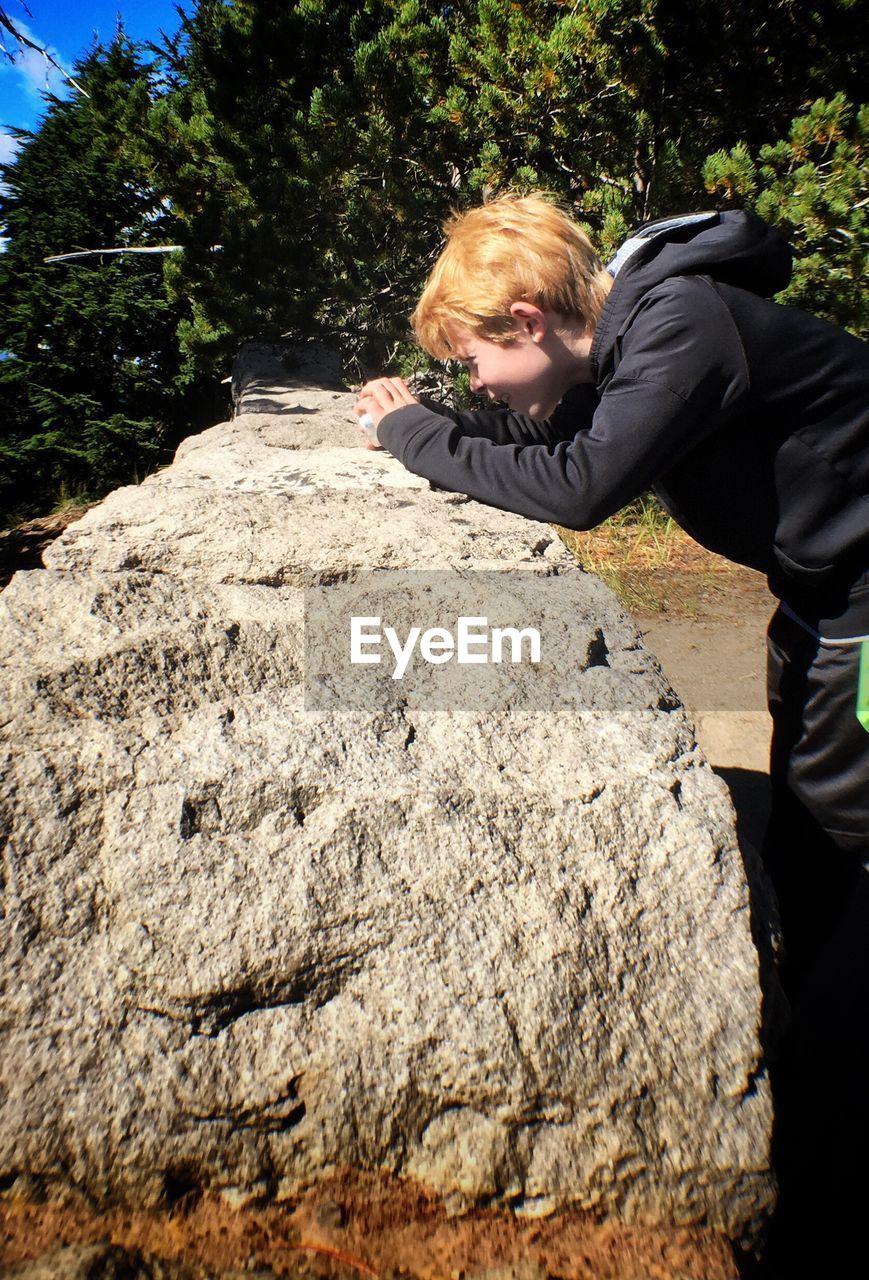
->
xmin=0 ymin=1245 xmax=207 ymax=1280
xmin=0 ymin=348 xmax=775 ymax=1244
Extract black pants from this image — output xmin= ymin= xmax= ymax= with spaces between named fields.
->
xmin=763 ymin=605 xmax=868 ymax=984
xmin=756 ymin=606 xmax=869 ymax=1276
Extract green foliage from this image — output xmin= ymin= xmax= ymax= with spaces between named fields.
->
xmin=704 ymin=95 xmax=868 ymax=337
xmin=143 ymin=0 xmax=669 ymax=380
xmin=0 ymin=38 xmax=214 ymax=524
xmin=147 ymin=0 xmax=869 ymax=389
xmin=1 ymin=1 xmax=866 ymax=524
xmin=147 ymin=0 xmax=460 ymax=379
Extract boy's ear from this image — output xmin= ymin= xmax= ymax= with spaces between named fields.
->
xmin=509 ymin=301 xmax=548 ymax=342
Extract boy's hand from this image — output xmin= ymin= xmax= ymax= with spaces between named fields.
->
xmin=353 ymin=377 xmax=419 ymax=449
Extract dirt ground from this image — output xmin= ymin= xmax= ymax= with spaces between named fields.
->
xmin=631 ymin=560 xmax=775 ymax=858
xmin=0 ymin=1174 xmax=745 ymax=1280
xmin=0 ymin=507 xmax=95 ymax=590
xmin=1 ymin=515 xmax=774 ymax=1280
xmin=556 ymin=517 xmax=776 ymax=855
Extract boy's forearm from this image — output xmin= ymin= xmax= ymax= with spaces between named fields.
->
xmin=412 ymin=389 xmax=596 ymax=447
xmin=376 ymin=375 xmax=735 ymax=532
xmin=415 ymin=397 xmax=533 ymax=443
xmin=376 ymin=403 xmax=613 ymax=528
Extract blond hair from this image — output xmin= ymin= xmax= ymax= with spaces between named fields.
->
xmin=411 ymin=193 xmax=612 ymax=359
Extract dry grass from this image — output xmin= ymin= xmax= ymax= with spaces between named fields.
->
xmin=554 ymin=499 xmax=738 ymax=617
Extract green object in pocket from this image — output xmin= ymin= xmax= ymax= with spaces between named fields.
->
xmin=858 ymin=641 xmax=869 ymax=734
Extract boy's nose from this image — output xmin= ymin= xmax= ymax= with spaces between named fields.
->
xmin=469 ymin=373 xmax=484 ymax=393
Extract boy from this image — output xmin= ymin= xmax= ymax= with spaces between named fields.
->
xmin=354 ymin=194 xmax=869 ymax=993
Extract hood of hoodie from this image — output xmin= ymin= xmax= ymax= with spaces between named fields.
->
xmin=589 ymin=210 xmax=793 ymax=385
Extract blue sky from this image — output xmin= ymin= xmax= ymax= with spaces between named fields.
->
xmin=0 ymin=0 xmax=190 ymax=163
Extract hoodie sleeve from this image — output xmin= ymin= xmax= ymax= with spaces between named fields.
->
xmin=376 ymin=276 xmax=750 ymax=530
xmin=413 ymin=386 xmax=598 ymax=447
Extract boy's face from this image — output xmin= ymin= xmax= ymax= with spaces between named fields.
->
xmin=449 ymin=306 xmax=593 ymax=419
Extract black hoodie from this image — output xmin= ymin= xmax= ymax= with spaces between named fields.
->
xmin=377 ymin=211 xmax=869 ymax=632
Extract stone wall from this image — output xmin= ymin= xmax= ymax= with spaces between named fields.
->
xmin=0 ymin=346 xmax=776 ymax=1243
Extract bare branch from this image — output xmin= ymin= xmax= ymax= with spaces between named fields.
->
xmin=0 ymin=5 xmax=91 ymax=98
xmin=44 ymin=245 xmax=223 ymax=264
xmin=44 ymin=246 xmax=185 ymax=263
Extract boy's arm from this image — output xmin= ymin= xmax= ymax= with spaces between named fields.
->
xmin=415 ymin=386 xmax=598 ymax=447
xmin=377 ymin=278 xmax=749 ymax=530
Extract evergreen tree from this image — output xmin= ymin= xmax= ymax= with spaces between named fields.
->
xmin=704 ymin=95 xmax=868 ymax=338
xmin=144 ymin=0 xmax=660 ymax=376
xmin=433 ymin=0 xmax=869 ymax=245
xmin=0 ymin=37 xmax=203 ymax=524
xmin=150 ymin=0 xmax=868 ymax=389
xmin=2 ymin=1 xmax=864 ymax=523
xmin=149 ymin=0 xmax=446 ymax=379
